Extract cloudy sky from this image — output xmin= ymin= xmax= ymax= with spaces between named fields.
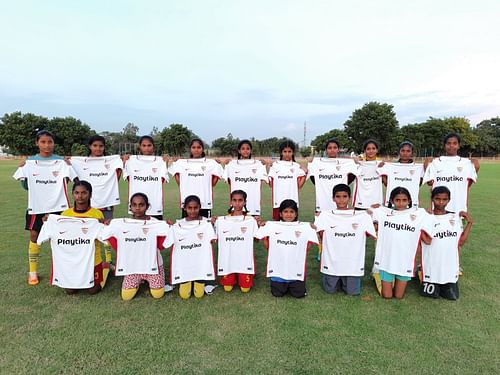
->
xmin=1 ymin=0 xmax=499 ymax=144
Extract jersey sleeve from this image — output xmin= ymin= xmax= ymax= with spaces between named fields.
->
xmin=221 ymin=163 xmax=230 ymax=182
xmin=168 ymin=160 xmax=181 ymax=177
xmin=422 ymin=161 xmax=436 ymax=184
xmin=13 ymin=166 xmax=27 ymax=180
xmin=307 ymin=161 xmax=315 ymax=180
xmin=257 ymin=162 xmax=268 ymax=181
xmin=466 ymin=160 xmax=478 ymax=183
xmin=419 ymin=209 xmax=433 ymax=236
xmin=98 ymin=220 xmax=117 ymax=242
xmin=122 ymin=158 xmax=132 ymax=180
xmin=376 ymin=163 xmax=389 ymax=177
xmin=304 ymin=223 xmax=319 ymax=245
xmin=36 ymin=216 xmax=53 ymax=245
xmin=296 ymin=163 xmax=306 ymax=178
xmin=212 ymin=161 xmax=223 ymax=179
xmin=313 ymin=213 xmax=326 ymax=232
xmin=162 ymin=226 xmax=174 ymax=249
xmin=255 ymin=222 xmax=271 ymax=240
xmin=363 ymin=213 xmax=377 ymax=239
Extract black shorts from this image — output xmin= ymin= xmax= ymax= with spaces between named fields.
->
xmin=25 ymin=211 xmax=61 ymax=232
xmin=270 ymin=280 xmax=306 ymax=298
xmin=421 ymin=281 xmax=459 ymax=300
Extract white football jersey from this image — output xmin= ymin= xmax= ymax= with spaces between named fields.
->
xmin=255 ymin=221 xmax=318 ymax=281
xmin=354 ymin=161 xmax=383 ymax=209
xmin=70 ymin=155 xmax=123 ymax=208
xmin=421 ymin=213 xmax=463 ymax=284
xmin=377 ymin=163 xmax=423 ymax=207
xmin=169 ymin=158 xmax=223 ymax=210
xmin=315 ymin=210 xmax=377 ymax=276
xmin=423 ymin=156 xmax=477 ymax=212
xmin=215 ymin=215 xmax=258 ymax=275
xmin=13 ymin=160 xmax=76 ymax=214
xmin=222 ymin=160 xmax=268 ymax=215
xmin=37 ymin=215 xmax=103 ymax=289
xmin=99 ymin=218 xmax=169 ymax=276
xmin=268 ymin=161 xmax=306 ymax=208
xmin=307 ymin=158 xmax=359 ymax=212
xmin=163 ymin=220 xmax=217 ymax=284
xmin=123 ymin=156 xmax=168 ymax=215
xmin=372 ymin=207 xmax=433 ymax=277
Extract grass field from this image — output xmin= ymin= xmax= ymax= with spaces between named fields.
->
xmin=0 ymin=159 xmax=499 ymax=374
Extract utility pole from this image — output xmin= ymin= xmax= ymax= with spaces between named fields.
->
xmin=303 ymin=121 xmax=307 ymax=147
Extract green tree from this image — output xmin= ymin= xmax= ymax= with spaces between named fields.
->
xmin=211 ymin=133 xmax=240 ymax=156
xmin=343 ymin=102 xmax=399 ymax=154
xmin=157 ymin=123 xmax=196 ymax=156
xmin=473 ymin=117 xmax=500 ymax=156
xmin=48 ymin=116 xmax=95 ymax=155
xmin=252 ymin=137 xmax=296 ymax=156
xmin=0 ymin=112 xmax=50 ymax=155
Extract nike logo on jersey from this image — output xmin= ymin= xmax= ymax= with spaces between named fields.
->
xmin=222 ymin=230 xmax=230 ymax=233
xmin=274 ymin=232 xmax=282 ymax=235
xmin=59 ymin=231 xmax=67 ymax=234
xmin=122 ymin=231 xmax=130 ymax=234
xmin=32 ymin=173 xmax=40 ymax=176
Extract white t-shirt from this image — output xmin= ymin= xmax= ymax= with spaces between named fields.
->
xmin=372 ymin=207 xmax=432 ymax=277
xmin=222 ymin=160 xmax=268 ymax=215
xmin=70 ymin=155 xmax=123 ymax=208
xmin=268 ymin=161 xmax=306 ymax=208
xmin=99 ymin=218 xmax=169 ymax=276
xmin=314 ymin=210 xmax=377 ymax=276
xmin=307 ymin=158 xmax=359 ymax=212
xmin=354 ymin=161 xmax=383 ymax=209
xmin=215 ymin=215 xmax=258 ymax=275
xmin=123 ymin=156 xmax=168 ymax=215
xmin=37 ymin=215 xmax=103 ymax=289
xmin=423 ymin=156 xmax=477 ymax=212
xmin=421 ymin=213 xmax=463 ymax=284
xmin=13 ymin=160 xmax=76 ymax=214
xmin=163 ymin=220 xmax=217 ymax=284
xmin=255 ymin=221 xmax=318 ymax=281
xmin=169 ymin=158 xmax=223 ymax=210
xmin=377 ymin=163 xmax=423 ymax=207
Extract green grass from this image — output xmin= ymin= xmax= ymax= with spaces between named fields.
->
xmin=0 ymin=159 xmax=499 ymax=374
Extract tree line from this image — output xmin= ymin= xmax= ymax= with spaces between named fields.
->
xmin=1 ymin=103 xmax=499 ymax=157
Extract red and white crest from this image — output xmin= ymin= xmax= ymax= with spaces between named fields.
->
xmin=201 ymin=166 xmax=206 ymax=172
xmin=152 ymin=168 xmax=157 ymax=173
xmin=52 ymin=171 xmax=59 ymax=177
xmin=251 ymin=169 xmax=257 ymax=174
xmin=290 ymin=168 xmax=295 ymax=173
xmin=295 ymin=231 xmax=302 ymax=238
xmin=143 ymin=228 xmax=149 ymax=235
xmin=104 ymin=163 xmax=110 ymax=170
xmin=410 ymin=214 xmax=417 ymax=221
xmin=457 ymin=166 xmax=463 ymax=172
xmin=336 ymin=165 xmax=341 ymax=171
xmin=352 ymin=223 xmax=359 ymax=230
xmin=197 ymin=232 xmax=204 ymax=240
xmin=409 ymin=169 xmax=415 ymax=175
xmin=81 ymin=227 xmax=89 ymax=234
xmin=240 ymin=226 xmax=247 ymax=234
xmin=449 ymin=219 xmax=455 ymax=226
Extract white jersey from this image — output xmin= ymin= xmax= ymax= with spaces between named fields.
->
xmin=13 ymin=159 xmax=76 ymax=214
xmin=123 ymin=156 xmax=168 ymax=215
xmin=307 ymin=158 xmax=359 ymax=212
xmin=255 ymin=221 xmax=318 ymax=281
xmin=99 ymin=218 xmax=169 ymax=276
xmin=268 ymin=161 xmax=306 ymax=208
xmin=421 ymin=213 xmax=463 ymax=284
xmin=70 ymin=155 xmax=123 ymax=208
xmin=377 ymin=163 xmax=423 ymax=207
xmin=169 ymin=158 xmax=223 ymax=210
xmin=163 ymin=220 xmax=217 ymax=284
xmin=314 ymin=210 xmax=377 ymax=276
xmin=372 ymin=207 xmax=433 ymax=277
xmin=215 ymin=215 xmax=258 ymax=275
xmin=37 ymin=215 xmax=103 ymax=288
xmin=423 ymin=156 xmax=477 ymax=212
xmin=222 ymin=160 xmax=268 ymax=215
xmin=354 ymin=161 xmax=383 ymax=209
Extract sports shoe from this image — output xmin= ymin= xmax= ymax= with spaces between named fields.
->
xmin=28 ymin=272 xmax=39 ymax=286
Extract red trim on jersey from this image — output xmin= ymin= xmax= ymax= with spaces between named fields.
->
xmin=210 ymin=240 xmax=216 ymax=279
xmin=169 ymin=244 xmax=174 ymax=284
xmin=269 ymin=177 xmax=276 ymax=208
xmin=174 ymin=173 xmax=182 ymax=208
xmin=157 ymin=236 xmax=166 ymax=250
xmin=419 ymin=244 xmax=424 ymax=283
xmin=63 ymin=179 xmax=70 ymax=208
xmin=50 ymin=252 xmax=55 ymax=286
xmin=351 ymin=176 xmax=359 ymax=207
xmin=412 ymin=232 xmax=425 ymax=277
xmin=29 ymin=214 xmax=36 ymax=230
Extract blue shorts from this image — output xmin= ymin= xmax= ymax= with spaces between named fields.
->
xmin=379 ymin=270 xmax=411 ymax=283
